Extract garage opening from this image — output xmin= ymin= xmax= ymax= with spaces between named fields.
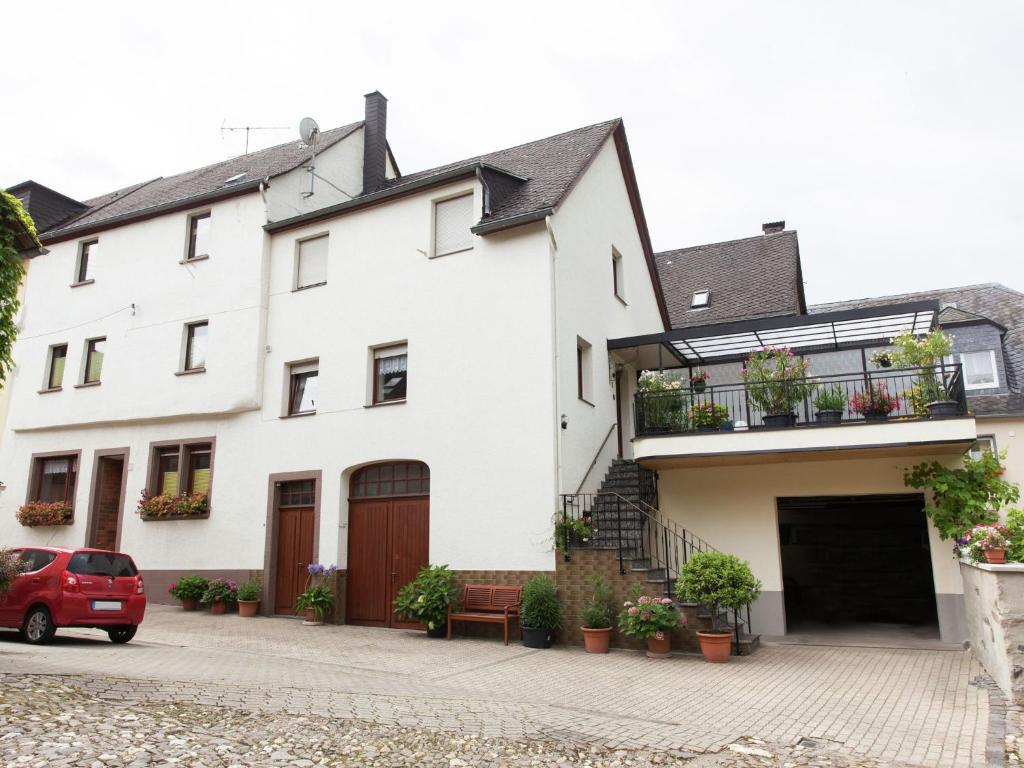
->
xmin=778 ymin=494 xmax=938 ymax=640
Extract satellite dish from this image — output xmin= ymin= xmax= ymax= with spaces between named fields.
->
xmin=299 ymin=117 xmax=320 ymax=145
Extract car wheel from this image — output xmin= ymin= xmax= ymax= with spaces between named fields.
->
xmin=21 ymin=606 xmax=57 ymax=645
xmin=107 ymin=626 xmax=137 ymax=644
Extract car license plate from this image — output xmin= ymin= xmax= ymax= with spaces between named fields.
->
xmin=91 ymin=600 xmax=122 ymax=611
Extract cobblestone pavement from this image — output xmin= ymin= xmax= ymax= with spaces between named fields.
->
xmin=0 ymin=606 xmax=1002 ymax=767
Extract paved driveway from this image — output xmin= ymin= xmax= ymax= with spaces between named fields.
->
xmin=0 ymin=606 xmax=999 ymax=767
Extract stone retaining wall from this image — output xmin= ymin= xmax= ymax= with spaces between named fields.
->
xmin=961 ymin=560 xmax=1024 ymax=703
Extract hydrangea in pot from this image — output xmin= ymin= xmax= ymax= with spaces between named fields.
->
xmin=520 ymin=574 xmax=563 ymax=649
xmin=617 ymin=583 xmax=685 ymax=658
xmin=580 ymin=575 xmax=614 ymax=653
xmin=295 ymin=563 xmax=337 ymax=625
xmin=168 ymin=575 xmax=209 ymax=611
xmin=236 ymin=578 xmax=262 ymax=617
xmin=690 ymin=402 xmax=730 ymax=432
xmin=201 ymin=578 xmax=238 ymax=615
xmin=393 ymin=564 xmax=457 ymax=638
xmin=676 ymin=552 xmax=761 ymax=663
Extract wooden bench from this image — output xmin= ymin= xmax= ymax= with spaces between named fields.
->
xmin=447 ymin=585 xmax=522 ymax=645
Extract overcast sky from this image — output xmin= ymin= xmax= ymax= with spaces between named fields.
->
xmin=5 ymin=1 xmax=1022 ymax=304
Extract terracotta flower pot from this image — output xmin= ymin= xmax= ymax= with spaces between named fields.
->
xmin=180 ymin=597 xmax=199 ymax=612
xmin=209 ymin=601 xmax=227 ymax=615
xmin=582 ymin=626 xmax=611 ymax=654
xmin=984 ymin=548 xmax=1007 ymax=564
xmin=301 ymin=607 xmax=323 ymax=625
xmin=697 ymin=631 xmax=733 ymax=663
xmin=237 ymin=600 xmax=259 ymax=618
xmin=645 ymin=634 xmax=671 ymax=659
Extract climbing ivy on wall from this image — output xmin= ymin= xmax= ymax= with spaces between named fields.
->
xmin=0 ymin=191 xmax=32 ymax=387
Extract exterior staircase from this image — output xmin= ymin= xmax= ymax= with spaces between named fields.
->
xmin=562 ymin=458 xmax=760 ymax=655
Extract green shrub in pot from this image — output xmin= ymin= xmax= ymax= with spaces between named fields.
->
xmin=520 ymin=574 xmax=563 ymax=649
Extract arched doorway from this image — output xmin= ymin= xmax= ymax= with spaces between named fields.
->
xmin=346 ymin=461 xmax=429 ymax=628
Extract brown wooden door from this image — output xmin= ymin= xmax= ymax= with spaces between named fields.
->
xmin=90 ymin=456 xmax=125 ymax=550
xmin=274 ymin=506 xmax=315 ymax=614
xmin=346 ymin=496 xmax=429 ymax=628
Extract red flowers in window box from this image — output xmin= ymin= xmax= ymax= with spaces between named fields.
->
xmin=850 ymin=383 xmax=901 ymax=418
xmin=137 ymin=490 xmax=209 ymax=520
xmin=16 ymin=501 xmax=73 ymax=527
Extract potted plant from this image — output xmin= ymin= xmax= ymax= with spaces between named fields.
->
xmin=520 ymin=574 xmax=563 ymax=648
xmin=884 ymin=330 xmax=956 ymax=417
xmin=870 ymin=350 xmax=894 ymax=368
xmin=637 ymin=371 xmax=688 ymax=433
xmin=812 ymin=385 xmax=847 ymax=424
xmin=676 ymin=552 xmax=761 ymax=663
xmin=137 ymin=490 xmax=209 ymax=520
xmin=741 ymin=346 xmax=813 ymax=428
xmin=553 ymin=515 xmax=593 ymax=551
xmin=850 ymin=382 xmax=900 ymax=421
xmin=580 ymin=575 xmax=614 ymax=653
xmin=690 ymin=370 xmax=709 ymax=394
xmin=201 ymin=578 xmax=238 ymax=615
xmin=168 ymin=575 xmax=209 ymax=611
xmin=961 ymin=524 xmax=1012 ymax=564
xmin=16 ymin=501 xmax=72 ymax=527
xmin=295 ymin=563 xmax=337 ymax=625
xmin=236 ymin=578 xmax=262 ymax=617
xmin=690 ymin=401 xmax=729 ymax=432
xmin=0 ymin=548 xmax=28 ymax=596
xmin=393 ymin=564 xmax=457 ymax=637
xmin=617 ymin=584 xmax=684 ymax=658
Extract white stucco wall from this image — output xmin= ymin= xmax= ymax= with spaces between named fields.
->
xmin=977 ymin=417 xmax=1024 ymax=488
xmin=549 ymin=138 xmax=666 ymax=493
xmin=264 ymin=130 xmax=366 ymax=222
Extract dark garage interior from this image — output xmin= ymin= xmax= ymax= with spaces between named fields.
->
xmin=778 ymin=494 xmax=938 ymax=632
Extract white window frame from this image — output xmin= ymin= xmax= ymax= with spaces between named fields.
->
xmin=294 ymin=233 xmax=329 ymax=290
xmin=430 ymin=191 xmax=475 ymax=258
xmin=968 ymin=435 xmax=997 ymax=461
xmin=690 ymin=289 xmax=710 ymax=310
xmin=958 ymin=350 xmax=999 ymax=390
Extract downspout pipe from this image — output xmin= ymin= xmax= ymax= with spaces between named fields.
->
xmin=545 ymin=215 xmax=563 ymax=500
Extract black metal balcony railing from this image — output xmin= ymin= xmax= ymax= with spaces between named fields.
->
xmin=634 ymin=363 xmax=967 ymax=437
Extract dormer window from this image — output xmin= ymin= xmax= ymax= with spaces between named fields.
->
xmin=690 ymin=290 xmax=710 ymax=309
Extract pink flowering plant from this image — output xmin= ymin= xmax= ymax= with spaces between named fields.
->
xmin=137 ymin=489 xmax=209 ymax=519
xmin=16 ymin=501 xmax=72 ymax=527
xmin=740 ymin=346 xmax=814 ymax=415
xmin=617 ymin=583 xmax=685 ymax=640
xmin=200 ymin=578 xmax=238 ymax=606
xmin=957 ymin=524 xmax=1012 ymax=562
xmin=849 ymin=383 xmax=900 ymax=417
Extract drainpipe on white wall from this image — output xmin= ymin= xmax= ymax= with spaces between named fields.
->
xmin=545 ymin=215 xmax=564 ymax=498
xmin=255 ymin=178 xmax=273 ymax=408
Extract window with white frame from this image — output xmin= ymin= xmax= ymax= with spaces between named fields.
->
xmin=968 ymin=435 xmax=997 ymax=461
xmin=433 ymin=194 xmax=474 ymax=257
xmin=296 ymin=235 xmax=328 ymax=289
xmin=959 ymin=350 xmax=999 ymax=389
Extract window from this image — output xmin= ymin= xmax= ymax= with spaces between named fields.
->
xmin=612 ymin=248 xmax=625 ymax=301
xmin=691 ymin=290 xmax=710 ymax=309
xmin=577 ymin=337 xmax=593 ymax=403
xmin=75 ymin=240 xmax=97 ymax=284
xmin=373 ymin=345 xmax=407 ymax=404
xmin=968 ymin=435 xmax=997 ymax=461
xmin=433 ymin=194 xmax=473 ymax=257
xmin=296 ymin=235 xmax=328 ymax=289
xmin=18 ymin=549 xmax=57 ymax=572
xmin=959 ymin=350 xmax=999 ymax=390
xmin=351 ymin=461 xmax=429 ymax=498
xmin=186 ymin=212 xmax=211 ymax=261
xmin=83 ymin=338 xmax=105 ymax=384
xmin=279 ymin=479 xmax=316 ymax=507
xmin=46 ymin=344 xmax=67 ymax=389
xmin=67 ymin=552 xmax=137 ymax=577
xmin=288 ymin=361 xmax=319 ymax=415
xmin=152 ymin=441 xmax=213 ymax=498
xmin=31 ymin=455 xmax=77 ymax=507
xmin=184 ymin=321 xmax=208 ymax=371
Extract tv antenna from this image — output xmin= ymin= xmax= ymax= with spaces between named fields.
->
xmin=220 ymin=120 xmax=290 ymax=155
xmin=299 ymin=117 xmax=320 ymax=198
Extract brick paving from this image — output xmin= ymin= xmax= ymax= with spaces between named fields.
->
xmin=0 ymin=605 xmax=997 ymax=766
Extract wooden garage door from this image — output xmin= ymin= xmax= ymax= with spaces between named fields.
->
xmin=346 ymin=462 xmax=429 ymax=628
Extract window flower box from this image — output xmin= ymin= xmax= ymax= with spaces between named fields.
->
xmin=137 ymin=490 xmax=209 ymax=521
xmin=17 ymin=501 xmax=73 ymax=527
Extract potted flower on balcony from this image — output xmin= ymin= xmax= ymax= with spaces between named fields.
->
xmin=812 ymin=385 xmax=847 ymax=425
xmin=393 ymin=564 xmax=457 ymax=637
xmin=236 ymin=578 xmax=262 ymax=617
xmin=553 ymin=514 xmax=593 ymax=552
xmin=961 ymin=524 xmax=1012 ymax=564
xmin=741 ymin=346 xmax=814 ymax=428
xmin=690 ymin=402 xmax=730 ymax=432
xmin=850 ymin=382 xmax=900 ymax=421
xmin=16 ymin=501 xmax=73 ymax=527
xmin=637 ymin=370 xmax=688 ymax=433
xmin=580 ymin=575 xmax=614 ymax=653
xmin=690 ymin=369 xmax=709 ymax=394
xmin=676 ymin=552 xmax=761 ymax=663
xmin=885 ymin=330 xmax=957 ymax=418
xmin=168 ymin=575 xmax=209 ymax=611
xmin=295 ymin=563 xmax=337 ymax=625
xmin=520 ymin=574 xmax=563 ymax=649
xmin=200 ymin=578 xmax=238 ymax=615
xmin=617 ymin=584 xmax=685 ymax=658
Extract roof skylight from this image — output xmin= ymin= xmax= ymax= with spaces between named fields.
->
xmin=690 ymin=290 xmax=710 ymax=309
xmin=223 ymin=172 xmax=247 ymax=185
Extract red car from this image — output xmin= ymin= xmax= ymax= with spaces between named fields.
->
xmin=0 ymin=547 xmax=146 ymax=644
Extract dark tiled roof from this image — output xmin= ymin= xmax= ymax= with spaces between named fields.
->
xmin=5 ymin=180 xmax=88 ymax=233
xmin=41 ymin=122 xmax=363 ymax=240
xmin=655 ymin=230 xmax=805 ymax=328
xmin=812 ymin=283 xmax=1024 ymax=416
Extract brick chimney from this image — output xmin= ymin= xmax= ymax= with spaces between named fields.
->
xmin=362 ymin=91 xmax=388 ymax=194
xmin=762 ymin=221 xmax=785 ymax=235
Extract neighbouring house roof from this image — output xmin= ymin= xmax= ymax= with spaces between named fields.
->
xmin=811 ymin=283 xmax=1024 ymax=417
xmin=655 ymin=230 xmax=806 ymax=329
xmin=5 ymin=180 xmax=88 ymax=235
xmin=35 ymin=121 xmax=365 ymax=243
